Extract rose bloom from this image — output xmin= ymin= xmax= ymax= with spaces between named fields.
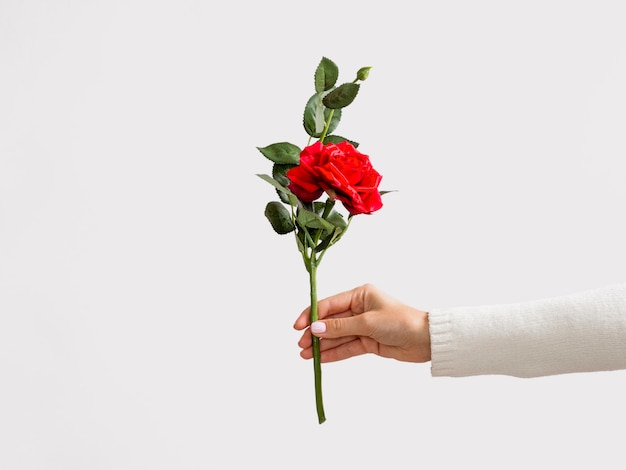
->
xmin=286 ymin=141 xmax=383 ymax=215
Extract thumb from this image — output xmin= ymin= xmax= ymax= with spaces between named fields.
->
xmin=310 ymin=315 xmax=372 ymax=339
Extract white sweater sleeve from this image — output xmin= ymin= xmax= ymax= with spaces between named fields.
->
xmin=428 ymin=282 xmax=626 ymax=378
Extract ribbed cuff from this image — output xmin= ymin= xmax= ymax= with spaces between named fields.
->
xmin=427 ymin=309 xmax=455 ymax=377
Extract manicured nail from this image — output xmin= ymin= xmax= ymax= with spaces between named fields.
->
xmin=311 ymin=321 xmax=326 ymax=334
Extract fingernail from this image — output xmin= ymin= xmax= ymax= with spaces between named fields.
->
xmin=311 ymin=321 xmax=326 ymax=334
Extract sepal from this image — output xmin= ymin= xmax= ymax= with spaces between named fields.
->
xmin=356 ymin=66 xmax=372 ymax=82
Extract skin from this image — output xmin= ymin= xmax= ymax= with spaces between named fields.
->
xmin=294 ymin=283 xmax=432 ymax=363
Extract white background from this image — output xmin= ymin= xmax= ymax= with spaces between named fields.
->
xmin=2 ymin=1 xmax=625 ymax=468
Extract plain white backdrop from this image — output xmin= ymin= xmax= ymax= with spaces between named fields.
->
xmin=2 ymin=1 xmax=625 ymax=468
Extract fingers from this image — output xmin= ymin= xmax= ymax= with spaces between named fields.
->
xmin=317 ymin=285 xmax=369 ymax=320
xmin=311 ymin=313 xmax=376 ymax=340
xmin=294 ymin=284 xmax=385 ymax=363
xmin=296 ymin=312 xmax=354 ymax=349
xmin=293 ymin=307 xmax=312 ymax=331
xmin=300 ymin=337 xmax=374 ymax=363
xmin=293 ymin=284 xmax=373 ymax=331
xmin=296 ymin=313 xmax=377 ymax=362
xmin=299 ymin=335 xmax=359 ymax=356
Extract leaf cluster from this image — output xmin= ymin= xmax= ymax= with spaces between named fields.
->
xmin=256 ymin=57 xmax=372 ymax=262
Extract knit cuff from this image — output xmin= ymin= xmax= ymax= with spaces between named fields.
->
xmin=427 ymin=308 xmax=455 ymax=376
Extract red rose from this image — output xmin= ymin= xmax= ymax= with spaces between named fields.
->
xmin=286 ymin=141 xmax=383 ymax=215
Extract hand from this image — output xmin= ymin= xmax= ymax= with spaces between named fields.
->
xmin=294 ymin=284 xmax=431 ymax=363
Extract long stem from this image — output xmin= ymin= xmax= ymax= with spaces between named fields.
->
xmin=308 ymin=261 xmax=326 ymax=424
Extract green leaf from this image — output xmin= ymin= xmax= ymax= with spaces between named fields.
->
xmin=315 ymin=228 xmax=342 ymax=253
xmin=256 ymin=174 xmax=298 ymax=206
xmin=296 ymin=230 xmax=306 ymax=253
xmin=314 ymin=57 xmax=339 ymax=93
xmin=264 ymin=201 xmax=295 ymax=235
xmin=273 ymin=163 xmax=296 ymax=204
xmin=322 ymin=83 xmax=360 ymax=109
xmin=303 ymin=93 xmax=341 ymax=138
xmin=314 ymin=212 xmax=348 ymax=252
xmin=296 ymin=208 xmax=335 ymax=235
xmin=323 ymin=134 xmax=359 ymax=148
xmin=312 ymin=201 xmax=327 ymax=215
xmin=311 ymin=200 xmax=346 ymax=229
xmin=257 ymin=142 xmax=301 ymax=164
xmin=326 ymin=210 xmax=348 ymax=230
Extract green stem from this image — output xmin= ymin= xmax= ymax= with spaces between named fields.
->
xmin=319 ymin=109 xmax=335 ymax=143
xmin=308 ymin=260 xmax=326 ymax=424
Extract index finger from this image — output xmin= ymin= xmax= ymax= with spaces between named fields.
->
xmin=293 ymin=285 xmax=368 ymax=330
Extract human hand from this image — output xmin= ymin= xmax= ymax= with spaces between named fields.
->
xmin=294 ymin=284 xmax=431 ymax=363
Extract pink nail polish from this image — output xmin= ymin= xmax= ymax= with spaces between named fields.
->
xmin=311 ymin=321 xmax=326 ymax=334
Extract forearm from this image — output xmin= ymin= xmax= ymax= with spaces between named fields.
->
xmin=428 ymin=282 xmax=626 ymax=378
